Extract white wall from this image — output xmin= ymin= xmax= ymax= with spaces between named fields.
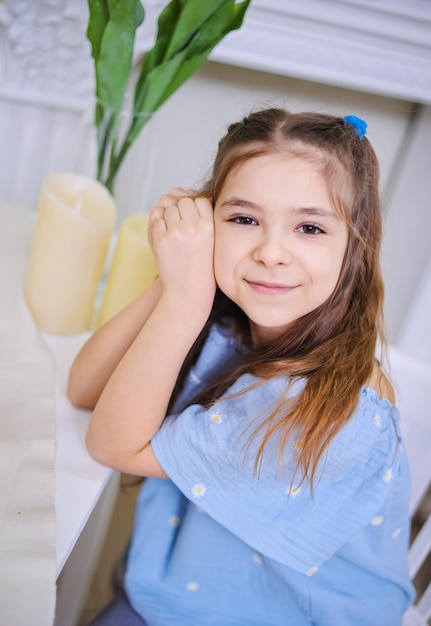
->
xmin=380 ymin=106 xmax=431 ymax=340
xmin=126 ymin=61 xmax=413 ymax=208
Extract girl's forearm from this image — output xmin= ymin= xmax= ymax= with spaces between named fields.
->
xmin=67 ymin=279 xmax=162 ymax=409
xmin=85 ymin=289 xmax=211 ymax=473
xmin=84 ymin=191 xmax=216 ymax=474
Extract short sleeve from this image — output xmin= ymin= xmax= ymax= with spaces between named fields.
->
xmin=151 ymin=379 xmax=401 ymax=576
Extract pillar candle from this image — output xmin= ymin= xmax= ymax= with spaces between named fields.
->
xmin=24 ymin=173 xmax=116 ymax=334
xmin=97 ymin=214 xmax=157 ymax=327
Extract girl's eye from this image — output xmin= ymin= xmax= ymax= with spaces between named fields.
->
xmin=229 ymin=215 xmax=257 ymax=226
xmin=297 ymin=223 xmax=324 ymax=235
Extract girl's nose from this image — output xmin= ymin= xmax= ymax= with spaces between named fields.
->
xmin=252 ymin=230 xmax=291 ymax=266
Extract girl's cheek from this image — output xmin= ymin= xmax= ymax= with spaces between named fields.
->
xmin=213 ymin=249 xmax=227 ymax=287
xmin=213 ymin=252 xmax=222 ymax=281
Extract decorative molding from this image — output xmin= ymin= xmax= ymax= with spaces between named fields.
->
xmin=136 ymin=0 xmax=431 ymax=105
xmin=0 ymin=0 xmax=93 ymax=110
xmin=0 ymin=0 xmax=430 ymax=110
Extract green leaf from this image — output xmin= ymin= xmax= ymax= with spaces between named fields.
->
xmin=140 ymin=1 xmax=182 ymax=72
xmin=87 ymin=0 xmax=145 ymax=188
xmin=88 ymin=0 xmax=252 ymax=191
xmin=134 ymin=0 xmax=251 ymax=115
xmin=94 ymin=0 xmax=145 ymax=111
xmin=180 ymin=0 xmax=250 ymax=60
xmin=163 ymin=0 xmax=232 ymax=60
xmin=135 ymin=51 xmax=189 ymax=125
xmin=87 ymin=0 xmax=109 ymax=60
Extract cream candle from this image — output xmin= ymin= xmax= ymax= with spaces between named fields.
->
xmin=97 ymin=214 xmax=157 ymax=326
xmin=24 ymin=173 xmax=116 ymax=334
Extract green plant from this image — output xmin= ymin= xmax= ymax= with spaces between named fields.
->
xmin=87 ymin=0 xmax=251 ymax=192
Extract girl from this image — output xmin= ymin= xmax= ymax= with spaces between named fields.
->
xmin=68 ymin=109 xmax=414 ymax=625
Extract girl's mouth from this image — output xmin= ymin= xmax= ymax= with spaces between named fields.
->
xmin=246 ymin=280 xmax=296 ymax=296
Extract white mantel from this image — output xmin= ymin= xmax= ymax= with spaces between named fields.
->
xmin=1 ymin=0 xmax=430 ymax=110
xmin=213 ymin=0 xmax=431 ymax=105
xmin=138 ymin=0 xmax=431 ymax=106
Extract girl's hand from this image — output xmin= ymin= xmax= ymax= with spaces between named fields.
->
xmin=149 ymin=188 xmax=216 ymax=316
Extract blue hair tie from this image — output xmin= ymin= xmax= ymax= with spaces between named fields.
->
xmin=343 ymin=115 xmax=367 ymax=139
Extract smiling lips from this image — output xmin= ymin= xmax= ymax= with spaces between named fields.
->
xmin=246 ymin=280 xmax=297 ymax=296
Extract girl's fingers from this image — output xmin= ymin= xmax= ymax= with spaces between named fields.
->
xmin=149 ymin=206 xmax=163 ymax=229
xmin=150 ymin=204 xmax=163 ymax=220
xmin=148 ymin=206 xmax=166 ymax=247
xmin=149 ymin=192 xmax=214 ymax=247
xmin=176 ymin=197 xmax=201 ymax=220
xmin=158 ymin=194 xmax=178 ymax=208
xmin=171 ymin=187 xmax=196 ymax=197
xmin=172 ymin=197 xmax=213 ymax=223
xmin=148 ymin=214 xmax=165 ymax=249
xmin=158 ymin=188 xmax=197 ymax=209
xmin=193 ymin=196 xmax=214 ymax=218
xmin=163 ymin=204 xmax=182 ymax=223
xmin=153 ymin=197 xmax=212 ymax=225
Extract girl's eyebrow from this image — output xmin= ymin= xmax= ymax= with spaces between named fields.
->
xmin=219 ymin=197 xmax=259 ymax=211
xmin=292 ymin=206 xmax=339 ymax=220
xmin=219 ymin=197 xmax=338 ymax=220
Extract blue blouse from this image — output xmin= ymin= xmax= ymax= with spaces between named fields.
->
xmin=125 ymin=324 xmax=415 ymax=625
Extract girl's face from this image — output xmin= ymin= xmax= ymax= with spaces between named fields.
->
xmin=213 ymin=154 xmax=349 ymax=346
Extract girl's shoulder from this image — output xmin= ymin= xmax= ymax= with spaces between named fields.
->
xmin=329 ymin=364 xmax=399 ymax=466
xmin=365 ymin=362 xmax=395 ymax=406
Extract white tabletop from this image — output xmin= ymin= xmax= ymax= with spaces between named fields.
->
xmin=42 ymin=333 xmax=113 ymax=577
xmin=0 ymin=201 xmax=112 ymax=625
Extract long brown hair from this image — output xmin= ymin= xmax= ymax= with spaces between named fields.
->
xmin=171 ymin=108 xmax=385 ymax=487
